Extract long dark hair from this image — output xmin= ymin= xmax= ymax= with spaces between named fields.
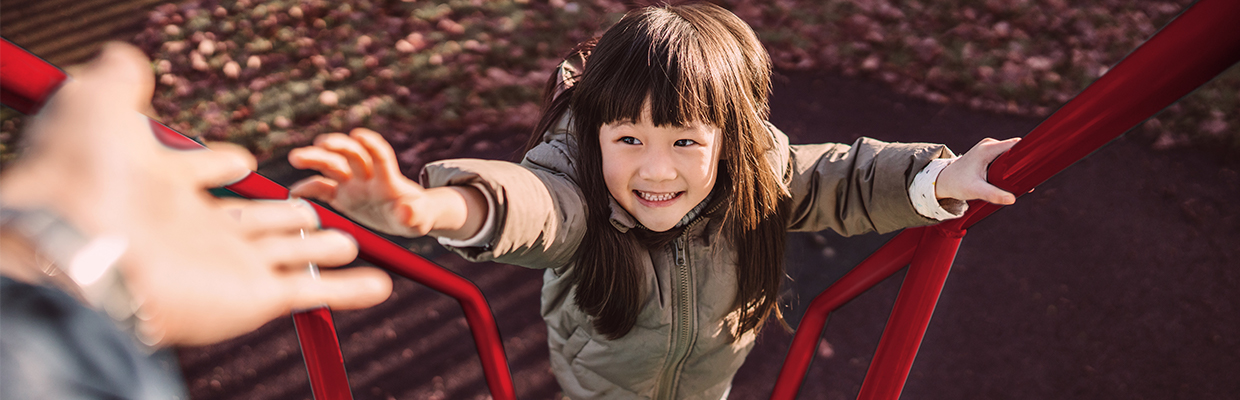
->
xmin=529 ymin=2 xmax=789 ymax=340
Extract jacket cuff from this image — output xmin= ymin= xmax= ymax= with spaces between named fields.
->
xmin=909 ymin=157 xmax=967 ymax=220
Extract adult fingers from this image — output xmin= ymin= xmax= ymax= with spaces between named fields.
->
xmin=179 ymin=147 xmax=255 ymax=187
xmin=205 ymin=142 xmax=259 ymax=171
xmin=218 ymin=199 xmax=320 ymax=235
xmin=78 ymin=42 xmax=155 ymax=112
xmin=259 ymin=229 xmax=359 ymax=268
xmin=289 ymin=146 xmax=353 ymax=182
xmin=285 ymin=267 xmax=393 ymax=311
xmin=351 ymin=128 xmax=404 ymax=180
xmin=315 ymin=133 xmax=374 ymax=180
xmin=29 ymin=44 xmax=153 ymax=152
xmin=289 ymin=176 xmax=339 ymax=203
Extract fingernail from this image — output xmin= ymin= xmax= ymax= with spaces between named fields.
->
xmin=325 ymin=228 xmax=359 ymax=250
xmin=290 ymin=197 xmax=322 ymax=228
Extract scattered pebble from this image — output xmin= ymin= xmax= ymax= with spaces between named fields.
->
xmin=319 ymin=90 xmax=338 ymax=107
xmin=222 ymin=61 xmax=240 ymax=78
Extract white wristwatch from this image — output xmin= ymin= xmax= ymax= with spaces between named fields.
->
xmin=0 ymin=206 xmax=156 ymax=346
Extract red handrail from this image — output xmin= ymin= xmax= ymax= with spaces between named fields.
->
xmin=0 ymin=38 xmax=517 ymax=400
xmin=0 ymin=38 xmax=66 ymax=114
xmin=771 ymin=0 xmax=1240 ymax=398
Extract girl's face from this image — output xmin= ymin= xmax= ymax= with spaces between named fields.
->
xmin=600 ymin=105 xmax=723 ymax=232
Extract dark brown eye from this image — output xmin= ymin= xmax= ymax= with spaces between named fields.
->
xmin=620 ymin=137 xmax=642 ymax=145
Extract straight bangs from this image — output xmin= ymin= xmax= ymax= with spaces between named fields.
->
xmin=573 ymin=5 xmax=752 ymax=133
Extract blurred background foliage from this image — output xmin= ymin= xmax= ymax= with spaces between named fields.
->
xmin=2 ymin=0 xmax=1235 ymax=167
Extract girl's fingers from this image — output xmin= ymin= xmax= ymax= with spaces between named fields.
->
xmin=218 ymin=199 xmax=320 ymax=235
xmin=351 ymin=128 xmax=404 ymax=180
xmin=284 ymin=267 xmax=393 ymax=311
xmin=975 ymin=183 xmax=1017 ymax=205
xmin=289 ymin=146 xmax=353 ymax=182
xmin=316 ymin=133 xmax=375 ymax=180
xmin=971 ymin=138 xmax=1019 ymax=204
xmin=289 ymin=177 xmax=340 ymax=205
xmin=261 ymin=229 xmax=359 ymax=268
xmin=977 ymin=137 xmax=1020 ymax=163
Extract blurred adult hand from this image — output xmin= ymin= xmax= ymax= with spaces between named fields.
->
xmin=0 ymin=42 xmax=392 ymax=346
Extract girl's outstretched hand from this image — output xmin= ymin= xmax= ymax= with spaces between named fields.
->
xmin=935 ymin=137 xmax=1020 ymax=205
xmin=289 ymin=128 xmax=433 ymax=236
xmin=288 ymin=128 xmax=487 ymax=239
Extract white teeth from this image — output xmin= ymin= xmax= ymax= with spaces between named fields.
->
xmin=638 ymin=191 xmax=677 ymax=202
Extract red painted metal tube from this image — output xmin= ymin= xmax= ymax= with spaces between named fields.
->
xmin=769 ymin=228 xmax=924 ymax=400
xmin=1 ymin=39 xmax=517 ymax=400
xmin=960 ymin=0 xmax=1240 ymax=229
xmin=294 ymin=307 xmax=354 ymax=400
xmin=0 ymin=38 xmax=66 ymax=114
xmin=856 ymin=224 xmax=964 ymax=400
xmin=771 ymin=0 xmax=1240 ymax=398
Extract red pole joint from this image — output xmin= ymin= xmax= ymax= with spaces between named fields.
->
xmin=770 ymin=228 xmax=925 ymax=400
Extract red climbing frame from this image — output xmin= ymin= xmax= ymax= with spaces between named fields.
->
xmin=772 ymin=0 xmax=1240 ymax=398
xmin=2 ymin=0 xmax=1238 ymax=398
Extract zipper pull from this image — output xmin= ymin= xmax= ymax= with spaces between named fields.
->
xmin=674 ymin=237 xmax=686 ymax=266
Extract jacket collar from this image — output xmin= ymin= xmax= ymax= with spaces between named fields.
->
xmin=608 ymin=197 xmax=639 ymax=233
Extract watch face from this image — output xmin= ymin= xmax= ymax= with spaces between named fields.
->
xmin=0 ymin=206 xmax=133 ymax=323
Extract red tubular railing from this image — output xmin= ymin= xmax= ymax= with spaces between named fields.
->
xmin=293 ymin=308 xmax=354 ymax=400
xmin=772 ymin=0 xmax=1240 ymax=398
xmin=0 ymin=38 xmax=516 ymax=400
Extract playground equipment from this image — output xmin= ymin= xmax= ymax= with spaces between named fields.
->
xmin=2 ymin=0 xmax=1237 ymax=398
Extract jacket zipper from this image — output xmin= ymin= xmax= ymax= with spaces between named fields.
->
xmin=655 ymin=212 xmax=713 ymax=399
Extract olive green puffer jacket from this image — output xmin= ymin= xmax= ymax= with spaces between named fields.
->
xmin=420 ymin=115 xmax=952 ymax=399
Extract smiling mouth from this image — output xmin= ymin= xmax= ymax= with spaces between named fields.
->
xmin=635 ymin=190 xmax=683 ymax=203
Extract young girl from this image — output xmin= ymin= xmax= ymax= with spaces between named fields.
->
xmin=288 ymin=3 xmax=1017 ymax=398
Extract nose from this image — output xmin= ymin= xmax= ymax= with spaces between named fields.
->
xmin=637 ymin=149 xmax=677 ymax=182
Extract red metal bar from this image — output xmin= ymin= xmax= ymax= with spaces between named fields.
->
xmin=770 ymin=228 xmax=924 ymax=400
xmin=857 ymin=224 xmax=964 ymax=400
xmin=772 ymin=0 xmax=1240 ymax=398
xmin=294 ymin=307 xmax=354 ymax=400
xmin=0 ymin=39 xmax=517 ymax=400
xmin=0 ymin=38 xmax=66 ymax=114
xmin=960 ymin=0 xmax=1240 ymax=230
